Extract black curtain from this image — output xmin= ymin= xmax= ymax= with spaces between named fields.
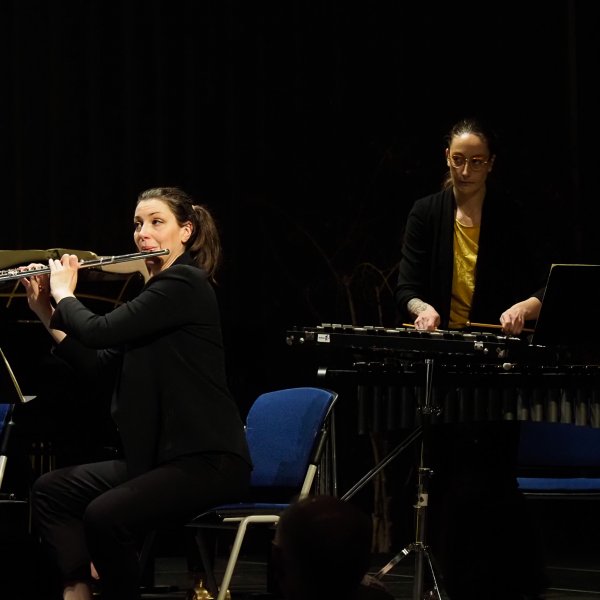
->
xmin=2 ymin=0 xmax=597 ymax=407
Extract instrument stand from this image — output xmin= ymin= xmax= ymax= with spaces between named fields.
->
xmin=340 ymin=425 xmax=422 ymax=502
xmin=373 ymin=358 xmax=449 ymax=600
xmin=375 ymin=454 xmax=448 ymax=599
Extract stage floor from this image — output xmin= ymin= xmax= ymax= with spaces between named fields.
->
xmin=143 ymin=551 xmax=600 ymax=600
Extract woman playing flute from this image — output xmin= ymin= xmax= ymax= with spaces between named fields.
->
xmin=21 ymin=187 xmax=251 ymax=600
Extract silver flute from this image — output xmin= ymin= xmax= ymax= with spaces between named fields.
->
xmin=0 ymin=249 xmax=170 ymax=282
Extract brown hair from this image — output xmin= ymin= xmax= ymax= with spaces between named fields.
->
xmin=137 ymin=187 xmax=222 ymax=279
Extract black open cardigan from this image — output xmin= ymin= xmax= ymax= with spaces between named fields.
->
xmin=395 ymin=187 xmax=547 ymax=330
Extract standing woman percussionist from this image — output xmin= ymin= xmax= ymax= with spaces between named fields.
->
xmin=395 ymin=118 xmax=549 ymax=599
xmin=396 ymin=117 xmax=546 ymax=334
xmin=21 ymin=187 xmax=252 ymax=600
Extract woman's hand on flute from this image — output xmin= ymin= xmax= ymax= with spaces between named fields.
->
xmin=17 ymin=260 xmax=69 ymax=344
xmin=48 ymin=254 xmax=80 ymax=303
xmin=19 ymin=263 xmax=52 ymax=319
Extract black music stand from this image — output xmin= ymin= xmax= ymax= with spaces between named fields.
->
xmin=341 ymin=358 xmax=449 ymax=600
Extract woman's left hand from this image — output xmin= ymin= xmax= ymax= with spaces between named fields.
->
xmin=499 ymin=306 xmax=526 ymax=335
xmin=500 ymin=297 xmax=542 ymax=335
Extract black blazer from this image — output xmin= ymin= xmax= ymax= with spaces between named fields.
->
xmin=51 ymin=252 xmax=251 ymax=477
xmin=395 ymin=187 xmax=547 ymax=330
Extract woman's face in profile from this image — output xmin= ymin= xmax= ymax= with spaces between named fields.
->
xmin=133 ymin=198 xmax=192 ymax=275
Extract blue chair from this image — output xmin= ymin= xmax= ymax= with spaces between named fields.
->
xmin=186 ymin=386 xmax=339 ymax=600
xmin=0 ymin=403 xmax=12 ymax=491
xmin=517 ymin=421 xmax=600 ymax=497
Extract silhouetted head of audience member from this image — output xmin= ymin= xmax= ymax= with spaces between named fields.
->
xmin=271 ymin=495 xmax=374 ymax=600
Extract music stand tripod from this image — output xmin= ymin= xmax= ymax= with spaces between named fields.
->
xmin=341 ymin=358 xmax=449 ymax=600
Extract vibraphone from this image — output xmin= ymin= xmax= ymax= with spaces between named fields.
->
xmin=286 ymin=323 xmax=600 ymax=429
xmin=287 ymin=323 xmax=600 ymax=594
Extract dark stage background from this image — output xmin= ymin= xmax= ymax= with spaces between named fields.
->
xmin=2 ymin=1 xmax=599 ymax=511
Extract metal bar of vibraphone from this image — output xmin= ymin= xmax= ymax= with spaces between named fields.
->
xmin=546 ymin=383 xmax=560 ymax=423
xmin=576 ymin=386 xmax=588 ymax=427
xmin=592 ymin=390 xmax=600 ymax=428
xmin=561 ymin=388 xmax=573 ymax=425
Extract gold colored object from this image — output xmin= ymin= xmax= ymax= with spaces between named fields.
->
xmin=186 ymin=577 xmax=232 ymax=600
xmin=0 ymin=249 xmax=169 ymax=282
xmin=187 ymin=578 xmax=213 ymax=600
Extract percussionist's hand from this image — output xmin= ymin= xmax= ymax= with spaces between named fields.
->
xmin=499 ymin=307 xmax=526 ymax=335
xmin=414 ymin=305 xmax=441 ymax=331
xmin=500 ymin=297 xmax=542 ymax=335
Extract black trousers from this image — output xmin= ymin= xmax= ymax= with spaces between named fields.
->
xmin=32 ymin=453 xmax=251 ymax=600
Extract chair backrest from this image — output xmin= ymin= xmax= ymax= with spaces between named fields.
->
xmin=518 ymin=422 xmax=600 ymax=470
xmin=518 ymin=422 xmax=600 ymax=493
xmin=245 ymin=387 xmax=337 ymax=489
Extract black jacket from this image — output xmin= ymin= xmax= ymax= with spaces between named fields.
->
xmin=51 ymin=252 xmax=251 ymax=477
xmin=395 ymin=187 xmax=547 ymax=329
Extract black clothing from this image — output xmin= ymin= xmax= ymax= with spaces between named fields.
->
xmin=50 ymin=252 xmax=250 ymax=477
xmin=33 ymin=252 xmax=252 ymax=599
xmin=33 ymin=454 xmax=250 ymax=599
xmin=395 ymin=187 xmax=546 ymax=329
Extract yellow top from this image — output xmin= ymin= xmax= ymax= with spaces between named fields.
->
xmin=449 ymin=219 xmax=480 ymax=329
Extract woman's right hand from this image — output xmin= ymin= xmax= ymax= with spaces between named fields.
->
xmin=414 ymin=305 xmax=441 ymax=331
xmin=48 ymin=254 xmax=80 ymax=303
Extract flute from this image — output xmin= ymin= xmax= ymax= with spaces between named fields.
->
xmin=0 ymin=249 xmax=170 ymax=282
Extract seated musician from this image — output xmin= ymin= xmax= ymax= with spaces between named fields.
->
xmin=20 ymin=187 xmax=252 ymax=600
xmin=395 ymin=117 xmax=548 ymax=599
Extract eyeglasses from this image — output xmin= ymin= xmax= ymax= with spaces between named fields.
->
xmin=449 ymin=155 xmax=489 ymax=171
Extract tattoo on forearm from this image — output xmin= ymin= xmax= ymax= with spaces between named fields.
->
xmin=407 ymin=298 xmax=429 ymax=317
